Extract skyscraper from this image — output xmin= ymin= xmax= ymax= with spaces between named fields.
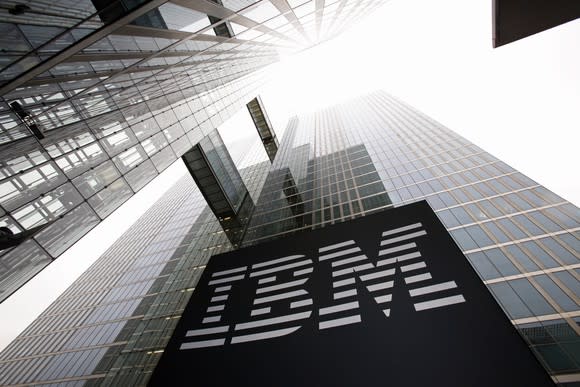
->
xmin=0 ymin=0 xmax=386 ymax=302
xmin=0 ymin=91 xmax=577 ymax=385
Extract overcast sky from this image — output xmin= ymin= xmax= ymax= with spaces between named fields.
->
xmin=259 ymin=0 xmax=580 ymax=206
xmin=0 ymin=0 xmax=578 ymax=351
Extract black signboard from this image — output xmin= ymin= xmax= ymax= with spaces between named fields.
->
xmin=149 ymin=201 xmax=552 ymax=386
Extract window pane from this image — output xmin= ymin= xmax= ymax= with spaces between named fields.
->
xmin=483 ymin=222 xmax=511 ymax=243
xmin=489 ymin=282 xmax=532 ymax=319
xmin=534 ymin=275 xmax=578 ymax=312
xmin=485 ymin=248 xmax=519 ymax=277
xmin=450 ymin=207 xmax=472 ymax=225
xmin=436 ymin=209 xmax=460 ymax=228
xmin=497 ymin=218 xmax=527 ymax=240
xmin=528 ymin=211 xmax=561 ymax=233
xmin=518 ymin=322 xmax=553 ymax=345
xmin=509 ymin=278 xmax=556 ymax=316
xmin=513 ymin=214 xmax=545 ymax=237
xmin=533 ymin=344 xmax=577 ymax=372
xmin=504 ymin=245 xmax=540 ymax=272
xmin=450 ymin=228 xmax=478 ymax=251
xmin=464 ymin=225 xmax=494 ymax=248
xmin=540 ymin=238 xmax=578 ymax=265
xmin=466 ymin=252 xmax=501 ymax=280
xmin=552 ymin=271 xmax=580 ymax=297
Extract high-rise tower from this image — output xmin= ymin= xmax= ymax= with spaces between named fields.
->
xmin=1 ymin=91 xmax=577 ymax=385
xmin=0 ymin=0 xmax=387 ymax=302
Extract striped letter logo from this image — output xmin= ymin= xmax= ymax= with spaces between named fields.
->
xmin=180 ymin=223 xmax=465 ymax=350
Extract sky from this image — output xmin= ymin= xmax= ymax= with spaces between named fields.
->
xmin=0 ymin=0 xmax=578 ymax=351
xmin=259 ymin=0 xmax=580 ymax=206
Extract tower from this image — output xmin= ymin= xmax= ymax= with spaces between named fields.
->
xmin=0 ymin=0 xmax=386 ymax=302
xmin=1 ymin=91 xmax=577 ymax=385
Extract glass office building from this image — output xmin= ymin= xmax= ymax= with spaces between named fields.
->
xmin=0 ymin=134 xmax=271 ymax=386
xmin=0 ymin=91 xmax=578 ymax=385
xmin=0 ymin=0 xmax=386 ymax=302
xmin=243 ymin=94 xmax=579 ymax=386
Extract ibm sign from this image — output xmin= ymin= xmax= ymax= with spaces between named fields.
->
xmin=150 ymin=201 xmax=552 ymax=387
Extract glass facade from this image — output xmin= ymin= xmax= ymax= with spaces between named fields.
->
xmin=0 ymin=0 xmax=386 ymax=302
xmin=244 ymin=92 xmax=580 ymax=383
xmin=0 ymin=91 xmax=577 ymax=385
xmin=0 ymin=137 xmax=271 ymax=386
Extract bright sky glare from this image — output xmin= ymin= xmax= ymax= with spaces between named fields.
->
xmin=0 ymin=0 xmax=578 ymax=352
xmin=259 ymin=0 xmax=580 ymax=206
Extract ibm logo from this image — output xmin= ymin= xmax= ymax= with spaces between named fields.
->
xmin=180 ymin=222 xmax=466 ymax=350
